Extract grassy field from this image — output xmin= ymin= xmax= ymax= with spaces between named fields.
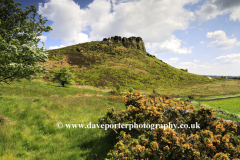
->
xmin=189 ymin=99 xmax=240 ymax=122
xmin=1 ymin=79 xmax=240 ymax=159
xmin=0 ymin=81 xmax=126 ymax=159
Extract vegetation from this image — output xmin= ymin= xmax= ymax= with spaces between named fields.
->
xmin=116 ymin=83 xmax=121 ymax=93
xmin=42 ymin=40 xmax=217 ymax=91
xmin=99 ymin=92 xmax=240 ymax=159
xmin=180 ymin=68 xmax=188 ymax=72
xmin=1 ymin=79 xmax=240 ymax=159
xmin=0 ymin=81 xmax=125 ymax=159
xmin=129 ymin=87 xmax=134 ymax=93
xmin=0 ymin=0 xmax=52 ymax=84
xmin=52 ymin=67 xmax=75 ymax=87
xmin=1 ymin=5 xmax=240 ymax=158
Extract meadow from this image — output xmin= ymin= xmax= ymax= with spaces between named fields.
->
xmin=1 ymin=79 xmax=240 ymax=159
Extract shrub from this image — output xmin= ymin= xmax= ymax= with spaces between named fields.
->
xmin=99 ymin=92 xmax=240 ymax=159
xmin=116 ymin=83 xmax=121 ymax=92
xmin=188 ymin=95 xmax=195 ymax=99
xmin=180 ymin=68 xmax=188 ymax=72
xmin=52 ymin=67 xmax=75 ymax=87
xmin=108 ymin=90 xmax=119 ymax=96
xmin=153 ymin=89 xmax=156 ymax=93
xmin=129 ymin=87 xmax=134 ymax=93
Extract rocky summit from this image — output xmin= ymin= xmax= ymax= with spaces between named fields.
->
xmin=102 ymin=36 xmax=146 ymax=52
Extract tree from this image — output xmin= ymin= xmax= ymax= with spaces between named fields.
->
xmin=115 ymin=83 xmax=121 ymax=92
xmin=52 ymin=67 xmax=75 ymax=87
xmin=0 ymin=0 xmax=52 ymax=84
xmin=129 ymin=87 xmax=134 ymax=93
xmin=180 ymin=69 xmax=188 ymax=72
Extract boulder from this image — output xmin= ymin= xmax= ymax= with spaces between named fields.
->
xmin=76 ymin=47 xmax=84 ymax=52
xmin=122 ymin=37 xmax=128 ymax=42
xmin=113 ymin=36 xmax=122 ymax=43
xmin=128 ymin=36 xmax=137 ymax=44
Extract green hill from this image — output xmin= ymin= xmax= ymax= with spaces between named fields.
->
xmin=41 ymin=36 xmax=213 ymax=91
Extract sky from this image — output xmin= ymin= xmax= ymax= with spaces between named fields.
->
xmin=12 ymin=0 xmax=240 ymax=76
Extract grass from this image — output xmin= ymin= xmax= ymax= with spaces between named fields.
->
xmin=188 ymin=98 xmax=240 ymax=122
xmin=1 ymin=80 xmax=240 ymax=159
xmin=0 ymin=81 xmax=126 ymax=159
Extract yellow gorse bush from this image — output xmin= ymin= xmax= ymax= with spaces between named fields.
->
xmin=99 ymin=92 xmax=240 ymax=160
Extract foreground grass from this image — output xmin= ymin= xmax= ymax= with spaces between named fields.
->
xmin=1 ymin=80 xmax=240 ymax=159
xmin=0 ymin=81 xmax=126 ymax=159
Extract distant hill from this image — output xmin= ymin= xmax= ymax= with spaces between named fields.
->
xmin=41 ymin=36 xmax=214 ymax=90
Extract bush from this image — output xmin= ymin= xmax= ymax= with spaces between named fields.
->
xmin=52 ymin=67 xmax=75 ymax=87
xmin=99 ymin=92 xmax=240 ymax=159
xmin=188 ymin=95 xmax=195 ymax=99
xmin=108 ymin=90 xmax=119 ymax=96
xmin=129 ymin=87 xmax=134 ymax=93
xmin=116 ymin=83 xmax=121 ymax=92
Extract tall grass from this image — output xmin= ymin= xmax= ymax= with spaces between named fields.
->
xmin=0 ymin=81 xmax=125 ymax=159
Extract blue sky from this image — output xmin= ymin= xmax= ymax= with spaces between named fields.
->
xmin=15 ymin=0 xmax=240 ymax=76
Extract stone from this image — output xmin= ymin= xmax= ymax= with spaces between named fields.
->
xmin=113 ymin=36 xmax=122 ymax=43
xmin=102 ymin=35 xmax=146 ymax=52
xmin=122 ymin=37 xmax=128 ymax=42
xmin=128 ymin=37 xmax=137 ymax=43
xmin=76 ymin=47 xmax=84 ymax=52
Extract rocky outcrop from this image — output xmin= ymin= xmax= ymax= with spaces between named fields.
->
xmin=102 ymin=36 xmax=146 ymax=52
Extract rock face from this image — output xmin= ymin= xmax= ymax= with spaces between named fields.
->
xmin=102 ymin=36 xmax=146 ymax=52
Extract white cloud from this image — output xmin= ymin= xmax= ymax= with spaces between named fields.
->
xmin=38 ymin=0 xmax=89 ymax=44
xmin=37 ymin=35 xmax=47 ymax=42
xmin=235 ymin=41 xmax=240 ymax=46
xmin=229 ymin=7 xmax=240 ymax=22
xmin=166 ymin=57 xmax=179 ymax=63
xmin=194 ymin=59 xmax=200 ymax=62
xmin=38 ymin=0 xmax=197 ymax=47
xmin=215 ymin=53 xmax=240 ymax=63
xmin=49 ymin=45 xmax=66 ymax=50
xmin=196 ymin=0 xmax=240 ymax=22
xmin=206 ymin=30 xmax=226 ymax=39
xmin=175 ymin=54 xmax=240 ymax=76
xmin=200 ymin=41 xmax=204 ymax=44
xmin=146 ymin=35 xmax=193 ymax=55
xmin=206 ymin=30 xmax=240 ymax=49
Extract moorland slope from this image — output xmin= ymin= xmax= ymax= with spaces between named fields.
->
xmin=41 ymin=36 xmax=214 ymax=91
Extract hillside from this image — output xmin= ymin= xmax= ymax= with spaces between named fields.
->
xmin=41 ymin=35 xmax=214 ymax=90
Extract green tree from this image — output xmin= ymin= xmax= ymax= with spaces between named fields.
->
xmin=180 ymin=68 xmax=188 ymax=72
xmin=52 ymin=67 xmax=75 ymax=87
xmin=0 ymin=0 xmax=52 ymax=84
xmin=129 ymin=87 xmax=134 ymax=93
xmin=116 ymin=83 xmax=121 ymax=92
